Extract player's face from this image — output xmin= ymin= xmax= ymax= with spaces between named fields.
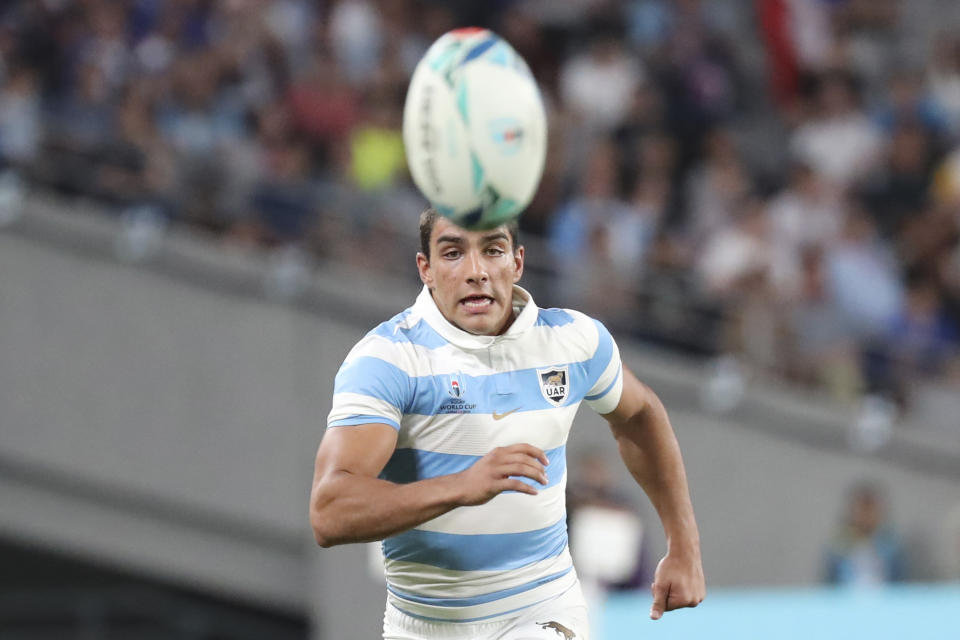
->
xmin=417 ymin=217 xmax=524 ymax=336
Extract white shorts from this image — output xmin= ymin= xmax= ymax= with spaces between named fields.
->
xmin=383 ymin=582 xmax=590 ymax=640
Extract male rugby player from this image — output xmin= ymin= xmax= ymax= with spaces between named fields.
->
xmin=311 ymin=210 xmax=704 ymax=639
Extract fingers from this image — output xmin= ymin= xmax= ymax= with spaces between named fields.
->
xmin=497 ymin=462 xmax=548 ymax=486
xmin=501 ymin=478 xmax=539 ymax=495
xmin=499 ymin=443 xmax=549 ymax=466
xmin=650 ymin=581 xmax=669 ymax=621
xmin=487 ymin=446 xmax=549 ymax=484
xmin=650 ymin=581 xmax=705 ymax=620
xmin=501 ymin=453 xmax=548 ymax=483
xmin=460 ymin=445 xmax=550 ymax=504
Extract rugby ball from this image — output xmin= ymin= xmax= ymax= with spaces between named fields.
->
xmin=402 ymin=28 xmax=547 ymax=230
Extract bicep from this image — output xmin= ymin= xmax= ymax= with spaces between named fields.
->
xmin=601 ymin=365 xmax=652 ymax=431
xmin=313 ymin=423 xmax=399 ymax=485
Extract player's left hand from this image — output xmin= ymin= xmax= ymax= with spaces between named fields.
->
xmin=649 ymin=549 xmax=705 ymax=620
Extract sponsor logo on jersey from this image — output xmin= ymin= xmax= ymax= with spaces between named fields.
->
xmin=537 ymin=366 xmax=569 ymax=407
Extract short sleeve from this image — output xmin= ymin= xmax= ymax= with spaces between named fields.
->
xmin=583 ymin=319 xmax=623 ymax=415
xmin=326 ymin=350 xmax=411 ymax=431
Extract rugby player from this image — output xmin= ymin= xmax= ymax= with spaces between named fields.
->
xmin=311 ymin=210 xmax=704 ymax=639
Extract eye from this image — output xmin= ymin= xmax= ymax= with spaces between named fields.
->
xmin=442 ymin=248 xmax=461 ymax=259
xmin=486 ymin=247 xmax=505 ymax=256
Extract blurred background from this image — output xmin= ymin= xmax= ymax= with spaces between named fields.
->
xmin=1 ymin=0 xmax=959 ymax=638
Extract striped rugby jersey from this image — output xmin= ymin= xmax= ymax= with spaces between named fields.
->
xmin=327 ymin=285 xmax=623 ymax=622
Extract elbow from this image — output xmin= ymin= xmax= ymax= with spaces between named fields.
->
xmin=313 ymin=531 xmax=336 ymax=549
xmin=310 ymin=511 xmax=340 ymax=548
xmin=309 ymin=486 xmax=340 ymax=548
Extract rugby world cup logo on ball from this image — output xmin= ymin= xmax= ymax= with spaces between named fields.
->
xmin=403 ymin=28 xmax=547 ymax=230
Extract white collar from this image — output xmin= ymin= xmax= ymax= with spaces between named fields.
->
xmin=414 ymin=284 xmax=539 ymax=350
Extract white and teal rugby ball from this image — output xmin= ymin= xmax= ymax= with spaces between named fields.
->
xmin=403 ymin=28 xmax=548 ymax=230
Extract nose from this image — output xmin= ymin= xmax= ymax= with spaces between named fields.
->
xmin=465 ymin=249 xmax=488 ymax=284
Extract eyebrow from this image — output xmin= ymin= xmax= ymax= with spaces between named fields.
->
xmin=481 ymin=232 xmax=510 ymax=244
xmin=435 ymin=232 xmax=509 ymax=246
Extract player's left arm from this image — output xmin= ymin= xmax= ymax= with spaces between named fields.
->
xmin=601 ymin=365 xmax=705 ymax=620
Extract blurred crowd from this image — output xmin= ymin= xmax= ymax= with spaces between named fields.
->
xmin=1 ymin=0 xmax=960 ymax=407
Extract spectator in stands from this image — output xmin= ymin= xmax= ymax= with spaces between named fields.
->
xmin=886 ymin=272 xmax=960 ymax=378
xmin=787 ymin=246 xmax=862 ymax=399
xmin=756 ymin=0 xmax=836 ymax=110
xmin=614 ymin=84 xmax=670 ymax=178
xmin=925 ymin=34 xmax=960 ymax=135
xmin=157 ymin=49 xmax=251 ymax=231
xmin=567 ymin=449 xmax=650 ymax=599
xmin=79 ymin=0 xmax=132 ymax=93
xmin=684 ymin=127 xmax=751 ymax=247
xmin=790 ymin=72 xmax=882 ymax=189
xmin=248 ymin=137 xmax=315 ymax=246
xmin=825 ymin=208 xmax=903 ymax=340
xmin=348 ymin=78 xmax=406 ymax=193
xmin=286 ymin=51 xmax=359 ymax=172
xmin=225 ymin=100 xmax=311 ymax=247
xmin=695 ymin=194 xmax=788 ymax=372
xmin=874 ymin=70 xmax=950 ymax=137
xmin=94 ymin=84 xmax=176 ymax=212
xmin=768 ymin=162 xmax=845 ymax=296
xmin=131 ymin=2 xmax=188 ymax=77
xmin=936 ymin=236 xmax=960 ymax=342
xmin=932 ymin=144 xmax=960 ymax=210
xmin=328 ymin=0 xmax=384 ymax=87
xmin=658 ymin=1 xmax=740 ymax=170
xmin=696 ymin=194 xmax=773 ymax=298
xmin=568 ymin=223 xmax=639 ymax=328
xmin=549 ymin=137 xmax=644 ymax=318
xmin=498 ymin=6 xmax=557 ymax=99
xmin=0 ymin=63 xmax=40 ymax=168
xmin=260 ymin=0 xmax=318 ymax=77
xmin=560 ymin=30 xmax=645 ymax=132
xmin=606 ymin=174 xmax=670 ymax=274
xmin=824 ymin=482 xmax=906 ymax=586
xmin=548 ymin=137 xmax=632 ymax=269
xmin=860 ymin=122 xmax=937 ymax=240
xmin=831 ymin=0 xmax=900 ymax=101
xmin=43 ymin=61 xmax=115 ymax=195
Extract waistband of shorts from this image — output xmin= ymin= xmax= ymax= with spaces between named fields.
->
xmin=385 ymin=568 xmax=578 ymax=623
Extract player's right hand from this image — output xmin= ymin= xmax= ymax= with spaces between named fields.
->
xmin=456 ymin=444 xmax=549 ymax=505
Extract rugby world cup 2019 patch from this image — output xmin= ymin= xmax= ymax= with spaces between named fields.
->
xmin=537 ymin=366 xmax=569 ymax=407
xmin=438 ymin=372 xmax=476 ymax=414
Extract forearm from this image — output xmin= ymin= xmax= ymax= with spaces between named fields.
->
xmin=614 ymin=391 xmax=700 ymax=552
xmin=310 ymin=471 xmax=464 ymax=547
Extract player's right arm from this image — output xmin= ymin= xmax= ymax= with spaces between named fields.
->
xmin=309 ymin=424 xmax=549 ymax=547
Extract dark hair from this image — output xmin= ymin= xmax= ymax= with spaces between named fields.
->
xmin=418 ymin=208 xmax=520 ymax=260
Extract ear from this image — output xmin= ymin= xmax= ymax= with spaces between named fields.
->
xmin=512 ymin=245 xmax=524 ymax=283
xmin=416 ymin=252 xmax=433 ymax=287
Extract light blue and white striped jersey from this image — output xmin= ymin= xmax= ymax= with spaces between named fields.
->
xmin=327 ymin=285 xmax=623 ymax=622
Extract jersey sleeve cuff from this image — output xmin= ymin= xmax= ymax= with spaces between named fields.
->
xmin=584 ymin=366 xmax=623 ymax=415
xmin=327 ymin=415 xmax=401 ymax=430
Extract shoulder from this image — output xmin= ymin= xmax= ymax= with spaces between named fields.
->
xmin=347 ymin=309 xmax=445 ymax=356
xmin=534 ymin=307 xmax=612 ymax=356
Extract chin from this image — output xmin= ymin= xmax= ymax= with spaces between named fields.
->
xmin=456 ymin=315 xmax=496 ymax=335
xmin=461 ymin=320 xmax=494 ymax=335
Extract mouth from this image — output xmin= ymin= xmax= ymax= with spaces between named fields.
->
xmin=459 ymin=294 xmax=495 ymax=312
